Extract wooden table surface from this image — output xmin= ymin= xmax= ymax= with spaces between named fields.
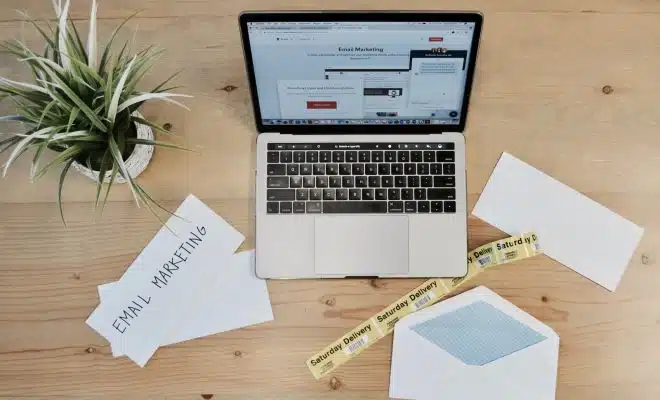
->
xmin=1 ymin=1 xmax=659 ymax=399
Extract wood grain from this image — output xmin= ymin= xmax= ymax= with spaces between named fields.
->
xmin=1 ymin=1 xmax=659 ymax=399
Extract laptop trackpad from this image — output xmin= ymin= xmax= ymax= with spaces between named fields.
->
xmin=314 ymin=215 xmax=409 ymax=276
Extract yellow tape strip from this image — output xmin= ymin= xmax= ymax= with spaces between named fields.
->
xmin=306 ymin=233 xmax=541 ymax=379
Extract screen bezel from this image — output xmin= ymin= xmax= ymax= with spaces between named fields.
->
xmin=239 ymin=11 xmax=483 ymax=134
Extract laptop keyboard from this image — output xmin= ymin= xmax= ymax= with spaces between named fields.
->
xmin=265 ymin=143 xmax=457 ymax=214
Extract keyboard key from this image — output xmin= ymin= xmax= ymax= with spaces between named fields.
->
xmin=267 ymin=202 xmax=279 ymax=213
xmin=437 ymin=151 xmax=455 ymax=162
xmin=356 ymin=176 xmax=368 ymax=187
xmin=395 ymin=176 xmax=407 ymax=187
xmin=306 ymin=201 xmax=322 ymax=213
xmin=267 ymin=189 xmax=295 ymax=201
xmin=280 ymin=201 xmax=293 ymax=213
xmin=303 ymin=176 xmax=315 ymax=188
xmin=293 ymin=201 xmax=306 ymax=213
xmin=267 ymin=176 xmax=289 ymax=188
xmin=434 ymin=176 xmax=456 ymax=187
xmin=267 ymin=164 xmax=286 ymax=176
xmin=339 ymin=164 xmax=352 ymax=175
xmin=405 ymin=201 xmax=416 ymax=213
xmin=287 ymin=164 xmax=299 ymax=175
xmin=366 ymin=164 xmax=378 ymax=175
xmin=408 ymin=176 xmax=420 ymax=187
xmin=320 ymin=151 xmax=331 ymax=162
xmin=375 ymin=189 xmax=387 ymax=200
xmin=294 ymin=151 xmax=305 ymax=163
xmin=369 ymin=176 xmax=381 ymax=187
xmin=443 ymin=163 xmax=456 ymax=175
xmin=418 ymin=163 xmax=429 ymax=175
xmin=392 ymin=163 xmax=404 ymax=175
xmin=404 ymin=163 xmax=416 ymax=175
xmin=411 ymin=151 xmax=423 ymax=162
xmin=398 ymin=151 xmax=410 ymax=162
xmin=349 ymin=188 xmax=361 ymax=200
xmin=326 ymin=164 xmax=338 ymax=175
xmin=300 ymin=164 xmax=312 ymax=175
xmin=342 ymin=176 xmax=355 ymax=187
xmin=431 ymin=201 xmax=443 ymax=213
xmin=290 ymin=176 xmax=302 ymax=188
xmin=381 ymin=176 xmax=393 ymax=187
xmin=417 ymin=201 xmax=430 ymax=213
xmin=281 ymin=151 xmax=292 ymax=163
xmin=323 ymin=189 xmax=336 ymax=201
xmin=385 ymin=151 xmax=396 ymax=162
xmin=296 ymin=189 xmax=309 ymax=201
xmin=415 ymin=188 xmax=427 ymax=200
xmin=421 ymin=176 xmax=433 ymax=188
xmin=346 ymin=151 xmax=357 ymax=162
xmin=428 ymin=189 xmax=456 ymax=200
xmin=323 ymin=201 xmax=387 ymax=213
xmin=330 ymin=176 xmax=342 ymax=188
xmin=352 ymin=164 xmax=365 ymax=175
xmin=388 ymin=201 xmax=404 ymax=213
xmin=310 ymin=188 xmax=323 ymax=200
xmin=267 ymin=152 xmax=279 ymax=163
xmin=359 ymin=151 xmax=370 ymax=162
xmin=424 ymin=151 xmax=435 ymax=162
xmin=402 ymin=189 xmax=414 ymax=200
xmin=444 ymin=201 xmax=457 ymax=213
xmin=337 ymin=189 xmax=349 ymax=200
xmin=306 ymin=151 xmax=318 ymax=163
xmin=333 ymin=151 xmax=344 ymax=162
xmin=388 ymin=188 xmax=400 ymax=200
xmin=378 ymin=164 xmax=390 ymax=175
xmin=430 ymin=163 xmax=443 ymax=175
xmin=316 ymin=176 xmax=328 ymax=188
xmin=313 ymin=164 xmax=325 ymax=175
xmin=362 ymin=189 xmax=375 ymax=200
xmin=372 ymin=151 xmax=384 ymax=162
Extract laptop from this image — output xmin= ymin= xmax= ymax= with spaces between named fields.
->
xmin=239 ymin=11 xmax=483 ymax=279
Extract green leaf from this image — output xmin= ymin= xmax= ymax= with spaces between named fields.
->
xmin=130 ymin=116 xmax=175 ymax=136
xmin=118 ymin=92 xmax=191 ymax=114
xmin=66 ymin=107 xmax=80 ymax=132
xmin=34 ymin=142 xmax=83 ymax=180
xmin=3 ymin=126 xmax=60 ymax=177
xmin=94 ymin=148 xmax=111 ymax=209
xmin=36 ymin=100 xmax=57 ymax=128
xmin=0 ymin=115 xmax=29 ymax=123
xmin=126 ymin=137 xmax=191 ymax=151
xmin=108 ymin=57 xmax=137 ymax=125
xmin=152 ymin=70 xmax=182 ymax=93
xmin=98 ymin=11 xmax=140 ymax=74
xmin=0 ymin=136 xmax=21 ymax=155
xmin=99 ymin=161 xmax=118 ymax=216
xmin=30 ymin=126 xmax=60 ymax=180
xmin=108 ymin=135 xmax=139 ymax=205
xmin=16 ymin=11 xmax=57 ymax=51
xmin=57 ymin=158 xmax=75 ymax=226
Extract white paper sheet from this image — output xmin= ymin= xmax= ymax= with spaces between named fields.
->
xmin=472 ymin=153 xmax=644 ymax=291
xmin=86 ymin=194 xmax=245 ymax=366
xmin=389 ymin=286 xmax=559 ymax=400
xmin=98 ymin=250 xmax=273 ymax=357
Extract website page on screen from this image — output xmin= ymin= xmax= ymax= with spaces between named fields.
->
xmin=247 ymin=21 xmax=476 ymax=126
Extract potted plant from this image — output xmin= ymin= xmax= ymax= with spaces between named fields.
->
xmin=0 ymin=0 xmax=190 ymax=223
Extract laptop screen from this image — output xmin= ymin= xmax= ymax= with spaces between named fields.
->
xmin=245 ymin=19 xmax=478 ymax=128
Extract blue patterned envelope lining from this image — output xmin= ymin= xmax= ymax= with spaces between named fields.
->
xmin=410 ymin=301 xmax=547 ymax=366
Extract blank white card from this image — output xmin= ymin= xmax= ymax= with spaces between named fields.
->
xmin=472 ymin=152 xmax=643 ymax=291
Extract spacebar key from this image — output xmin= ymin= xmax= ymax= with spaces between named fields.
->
xmin=323 ymin=201 xmax=387 ymax=213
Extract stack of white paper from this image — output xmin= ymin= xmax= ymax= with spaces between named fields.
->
xmin=86 ymin=195 xmax=274 ymax=366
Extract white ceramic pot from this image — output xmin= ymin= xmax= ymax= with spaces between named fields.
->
xmin=71 ymin=112 xmax=154 ymax=183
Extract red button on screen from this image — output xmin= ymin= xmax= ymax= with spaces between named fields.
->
xmin=306 ymin=101 xmax=337 ymax=109
xmin=428 ymin=37 xmax=444 ymax=42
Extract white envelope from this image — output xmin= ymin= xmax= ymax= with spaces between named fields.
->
xmin=389 ymin=286 xmax=559 ymax=400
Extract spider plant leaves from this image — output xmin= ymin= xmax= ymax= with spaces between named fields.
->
xmin=57 ymin=158 xmax=74 ymax=226
xmin=126 ymin=137 xmax=190 ymax=152
xmin=108 ymin=135 xmax=139 ymax=206
xmin=3 ymin=126 xmax=60 ymax=177
xmin=87 ymin=0 xmax=98 ymax=69
xmin=130 ymin=116 xmax=174 ymax=136
xmin=57 ymin=0 xmax=71 ymax=70
xmin=33 ymin=142 xmax=83 ymax=180
xmin=98 ymin=11 xmax=140 ymax=74
xmin=94 ymin=147 xmax=111 ymax=209
xmin=118 ymin=92 xmax=192 ymax=114
xmin=108 ymin=56 xmax=136 ymax=125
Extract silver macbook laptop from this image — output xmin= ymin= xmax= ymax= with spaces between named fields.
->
xmin=239 ymin=11 xmax=483 ymax=278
